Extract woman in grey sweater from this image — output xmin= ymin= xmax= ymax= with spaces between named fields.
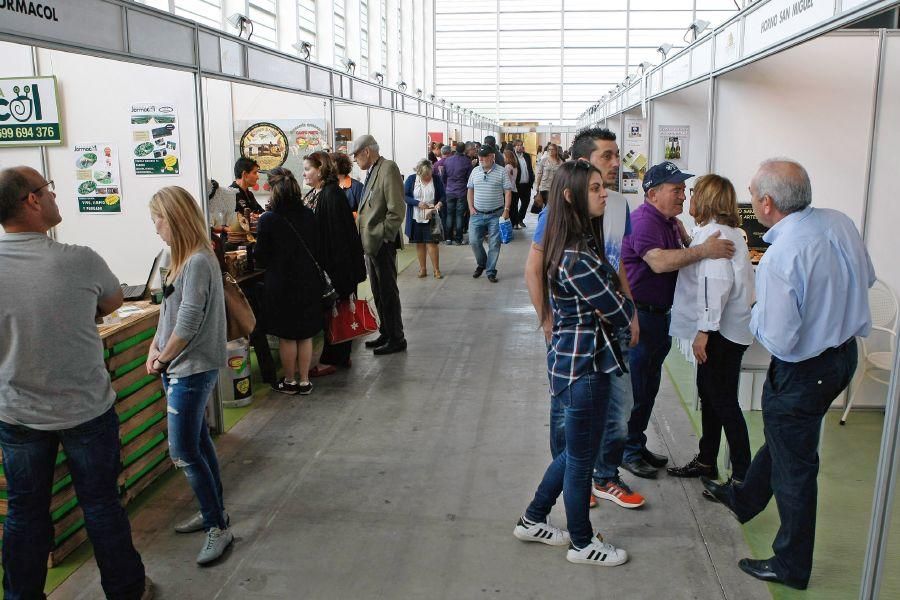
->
xmin=146 ymin=186 xmax=231 ymax=565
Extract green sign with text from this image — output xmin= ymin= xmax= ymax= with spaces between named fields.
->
xmin=0 ymin=76 xmax=62 ymax=147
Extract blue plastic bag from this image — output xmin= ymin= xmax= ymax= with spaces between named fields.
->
xmin=499 ymin=217 xmax=514 ymax=244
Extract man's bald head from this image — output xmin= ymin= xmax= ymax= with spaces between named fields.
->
xmin=0 ymin=166 xmax=43 ymax=224
xmin=752 ymin=158 xmax=812 ymax=216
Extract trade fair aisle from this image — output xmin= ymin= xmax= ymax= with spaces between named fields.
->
xmin=50 ymin=232 xmax=768 ymax=600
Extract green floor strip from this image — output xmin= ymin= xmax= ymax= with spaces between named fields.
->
xmin=664 ymin=350 xmax=900 ymax=599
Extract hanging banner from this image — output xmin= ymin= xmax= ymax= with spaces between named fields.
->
xmin=744 ymin=0 xmax=835 ymax=56
xmin=130 ymin=102 xmax=180 ymax=175
xmin=0 ymin=76 xmax=62 ymax=147
xmin=622 ymin=118 xmax=649 ymax=195
xmin=659 ymin=125 xmax=690 ymax=170
xmin=74 ymin=142 xmax=121 ymax=214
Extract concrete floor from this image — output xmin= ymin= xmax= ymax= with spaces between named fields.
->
xmin=51 ymin=225 xmax=770 ymax=600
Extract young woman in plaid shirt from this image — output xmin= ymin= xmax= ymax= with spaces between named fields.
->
xmin=513 ymin=161 xmax=636 ymax=566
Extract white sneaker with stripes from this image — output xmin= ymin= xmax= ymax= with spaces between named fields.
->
xmin=513 ymin=516 xmax=571 ymax=546
xmin=566 ymin=532 xmax=628 ymax=566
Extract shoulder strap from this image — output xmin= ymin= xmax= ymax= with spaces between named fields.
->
xmin=275 ymin=212 xmax=327 ymax=280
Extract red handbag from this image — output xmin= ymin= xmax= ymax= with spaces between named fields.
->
xmin=327 ymin=295 xmax=380 ymax=344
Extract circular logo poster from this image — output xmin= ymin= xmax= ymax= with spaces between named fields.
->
xmin=239 ymin=122 xmax=289 ymax=172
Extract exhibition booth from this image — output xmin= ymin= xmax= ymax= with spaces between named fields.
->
xmin=0 ymin=0 xmax=498 ymax=569
xmin=579 ymin=1 xmax=900 ymax=596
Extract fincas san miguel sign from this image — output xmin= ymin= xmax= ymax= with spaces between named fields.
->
xmin=0 ymin=76 xmax=62 ymax=146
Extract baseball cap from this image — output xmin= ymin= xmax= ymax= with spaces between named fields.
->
xmin=477 ymin=146 xmax=495 ymax=157
xmin=642 ymin=161 xmax=694 ymax=192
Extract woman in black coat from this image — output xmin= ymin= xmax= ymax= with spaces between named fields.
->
xmin=254 ymin=167 xmax=323 ymax=395
xmin=303 ymin=151 xmax=367 ymax=374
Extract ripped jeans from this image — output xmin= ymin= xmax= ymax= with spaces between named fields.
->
xmin=162 ymin=370 xmax=227 ymax=531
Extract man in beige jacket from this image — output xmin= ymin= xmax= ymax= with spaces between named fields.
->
xmin=351 ymin=135 xmax=407 ymax=355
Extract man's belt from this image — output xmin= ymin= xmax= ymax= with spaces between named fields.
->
xmin=634 ymin=301 xmax=671 ymax=315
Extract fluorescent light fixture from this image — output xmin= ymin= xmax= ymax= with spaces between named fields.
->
xmin=684 ymin=19 xmax=711 ymax=42
xmin=415 ymin=88 xmax=423 ymax=98
xmin=293 ymin=41 xmax=312 ymax=60
xmin=397 ymin=80 xmax=407 ymax=92
xmin=372 ymin=71 xmax=385 ymax=84
xmin=657 ymin=43 xmax=674 ymax=60
xmin=428 ymin=93 xmax=435 ymax=102
xmin=638 ymin=61 xmax=653 ymax=74
xmin=227 ymin=13 xmax=253 ymax=40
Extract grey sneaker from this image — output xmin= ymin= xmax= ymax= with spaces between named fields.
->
xmin=175 ymin=511 xmax=230 ymax=534
xmin=196 ymin=527 xmax=234 ymax=565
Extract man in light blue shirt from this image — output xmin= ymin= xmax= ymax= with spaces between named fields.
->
xmin=702 ymin=158 xmax=875 ymax=591
xmin=466 ymin=146 xmax=512 ymax=282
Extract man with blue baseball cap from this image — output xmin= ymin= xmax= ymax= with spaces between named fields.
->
xmin=619 ymin=161 xmax=736 ymax=479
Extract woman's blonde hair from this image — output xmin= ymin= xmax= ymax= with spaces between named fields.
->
xmin=415 ymin=159 xmax=433 ymax=178
xmin=692 ymin=174 xmax=741 ymax=228
xmin=148 ymin=186 xmax=210 ymax=284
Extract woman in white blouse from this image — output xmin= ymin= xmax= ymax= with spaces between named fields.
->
xmin=667 ymin=175 xmax=755 ymax=483
xmin=404 ymin=160 xmax=446 ymax=278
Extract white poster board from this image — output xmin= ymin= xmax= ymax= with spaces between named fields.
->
xmin=622 ymin=117 xmax=649 ymax=195
xmin=130 ymin=102 xmax=181 ymax=175
xmin=658 ymin=125 xmax=690 ymax=170
xmin=74 ymin=142 xmax=121 ymax=214
xmin=0 ymin=76 xmax=62 ymax=146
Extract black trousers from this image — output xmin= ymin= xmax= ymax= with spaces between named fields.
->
xmin=696 ymin=332 xmax=750 ymax=479
xmin=728 ymin=339 xmax=857 ymax=587
xmin=365 ymin=242 xmax=404 ymax=341
xmin=515 ymin=183 xmax=532 ymax=225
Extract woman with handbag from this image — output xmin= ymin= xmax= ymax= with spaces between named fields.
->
xmin=404 ymin=159 xmax=446 ymax=279
xmin=302 ymin=151 xmax=367 ymax=376
xmin=146 ymin=186 xmax=232 ymax=565
xmin=254 ymin=167 xmax=324 ymax=395
xmin=514 ymin=162 xmax=634 ymax=567
xmin=533 ymin=143 xmax=562 ymax=213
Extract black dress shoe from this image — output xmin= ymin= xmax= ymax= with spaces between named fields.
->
xmin=488 ymin=274 xmax=498 ymax=283
xmin=667 ymin=455 xmax=718 ymax=479
xmin=365 ymin=335 xmax=389 ymax=349
xmin=738 ymin=558 xmax=807 ymax=590
xmin=621 ymin=458 xmax=657 ymax=479
xmin=700 ymin=476 xmax=741 ymax=520
xmin=473 ymin=266 xmax=485 ymax=278
xmin=640 ymin=447 xmax=669 ymax=468
xmin=373 ymin=338 xmax=407 ymax=355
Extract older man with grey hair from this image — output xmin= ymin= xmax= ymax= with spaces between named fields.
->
xmin=351 ymin=135 xmax=407 ymax=355
xmin=702 ymin=158 xmax=875 ymax=591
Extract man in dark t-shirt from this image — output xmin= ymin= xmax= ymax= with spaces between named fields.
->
xmin=230 ymin=157 xmax=264 ymax=213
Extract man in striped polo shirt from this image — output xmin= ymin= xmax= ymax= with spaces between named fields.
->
xmin=466 ymin=146 xmax=513 ymax=282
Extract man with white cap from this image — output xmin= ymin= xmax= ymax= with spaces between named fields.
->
xmin=351 ymin=135 xmax=407 ymax=355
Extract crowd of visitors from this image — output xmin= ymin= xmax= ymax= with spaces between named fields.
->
xmin=0 ymin=117 xmax=876 ymax=596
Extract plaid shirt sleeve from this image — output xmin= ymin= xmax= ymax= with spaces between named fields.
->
xmin=560 ymin=251 xmax=634 ymax=329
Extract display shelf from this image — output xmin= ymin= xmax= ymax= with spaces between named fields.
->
xmin=0 ymin=304 xmax=172 ymax=567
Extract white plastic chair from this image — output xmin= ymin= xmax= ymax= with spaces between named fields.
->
xmin=840 ymin=279 xmax=899 ymax=425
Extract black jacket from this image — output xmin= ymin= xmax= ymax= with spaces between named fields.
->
xmin=514 ymin=152 xmax=535 ymax=186
xmin=313 ymin=181 xmax=367 ymax=298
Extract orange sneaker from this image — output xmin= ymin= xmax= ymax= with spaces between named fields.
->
xmin=589 ymin=493 xmax=598 ymax=509
xmin=592 ymin=477 xmax=646 ymax=509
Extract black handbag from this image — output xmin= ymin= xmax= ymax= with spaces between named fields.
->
xmin=278 ymin=214 xmax=339 ymax=308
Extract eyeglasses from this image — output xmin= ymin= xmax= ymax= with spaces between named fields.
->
xmin=21 ymin=180 xmax=54 ymax=201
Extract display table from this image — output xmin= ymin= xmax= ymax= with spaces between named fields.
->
xmin=0 ymin=302 xmax=172 ymax=566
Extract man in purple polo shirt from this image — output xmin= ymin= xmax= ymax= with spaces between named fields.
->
xmin=621 ymin=162 xmax=736 ymax=479
xmin=440 ymin=142 xmax=474 ymax=245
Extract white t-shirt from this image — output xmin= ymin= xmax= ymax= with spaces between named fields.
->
xmin=0 ymin=233 xmax=119 ymax=430
xmin=669 ymin=221 xmax=755 ymax=346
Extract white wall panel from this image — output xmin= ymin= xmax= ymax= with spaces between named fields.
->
xmin=369 ymin=108 xmax=394 ymax=161
xmin=393 ymin=112 xmax=427 ymax=176
xmin=713 ymin=35 xmax=879 ymax=230
xmin=36 ymin=49 xmax=200 ymax=286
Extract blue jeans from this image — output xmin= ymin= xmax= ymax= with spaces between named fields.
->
xmin=163 ymin=370 xmax=227 ymax=531
xmin=624 ymin=310 xmax=672 ymax=462
xmin=445 ymin=196 xmax=467 ymax=242
xmin=527 ymin=372 xmax=610 ymax=548
xmin=468 ymin=209 xmax=502 ymax=276
xmin=549 ymin=340 xmax=633 ymax=483
xmin=727 ymin=339 xmax=857 ymax=587
xmin=0 ymin=407 xmax=146 ymax=600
